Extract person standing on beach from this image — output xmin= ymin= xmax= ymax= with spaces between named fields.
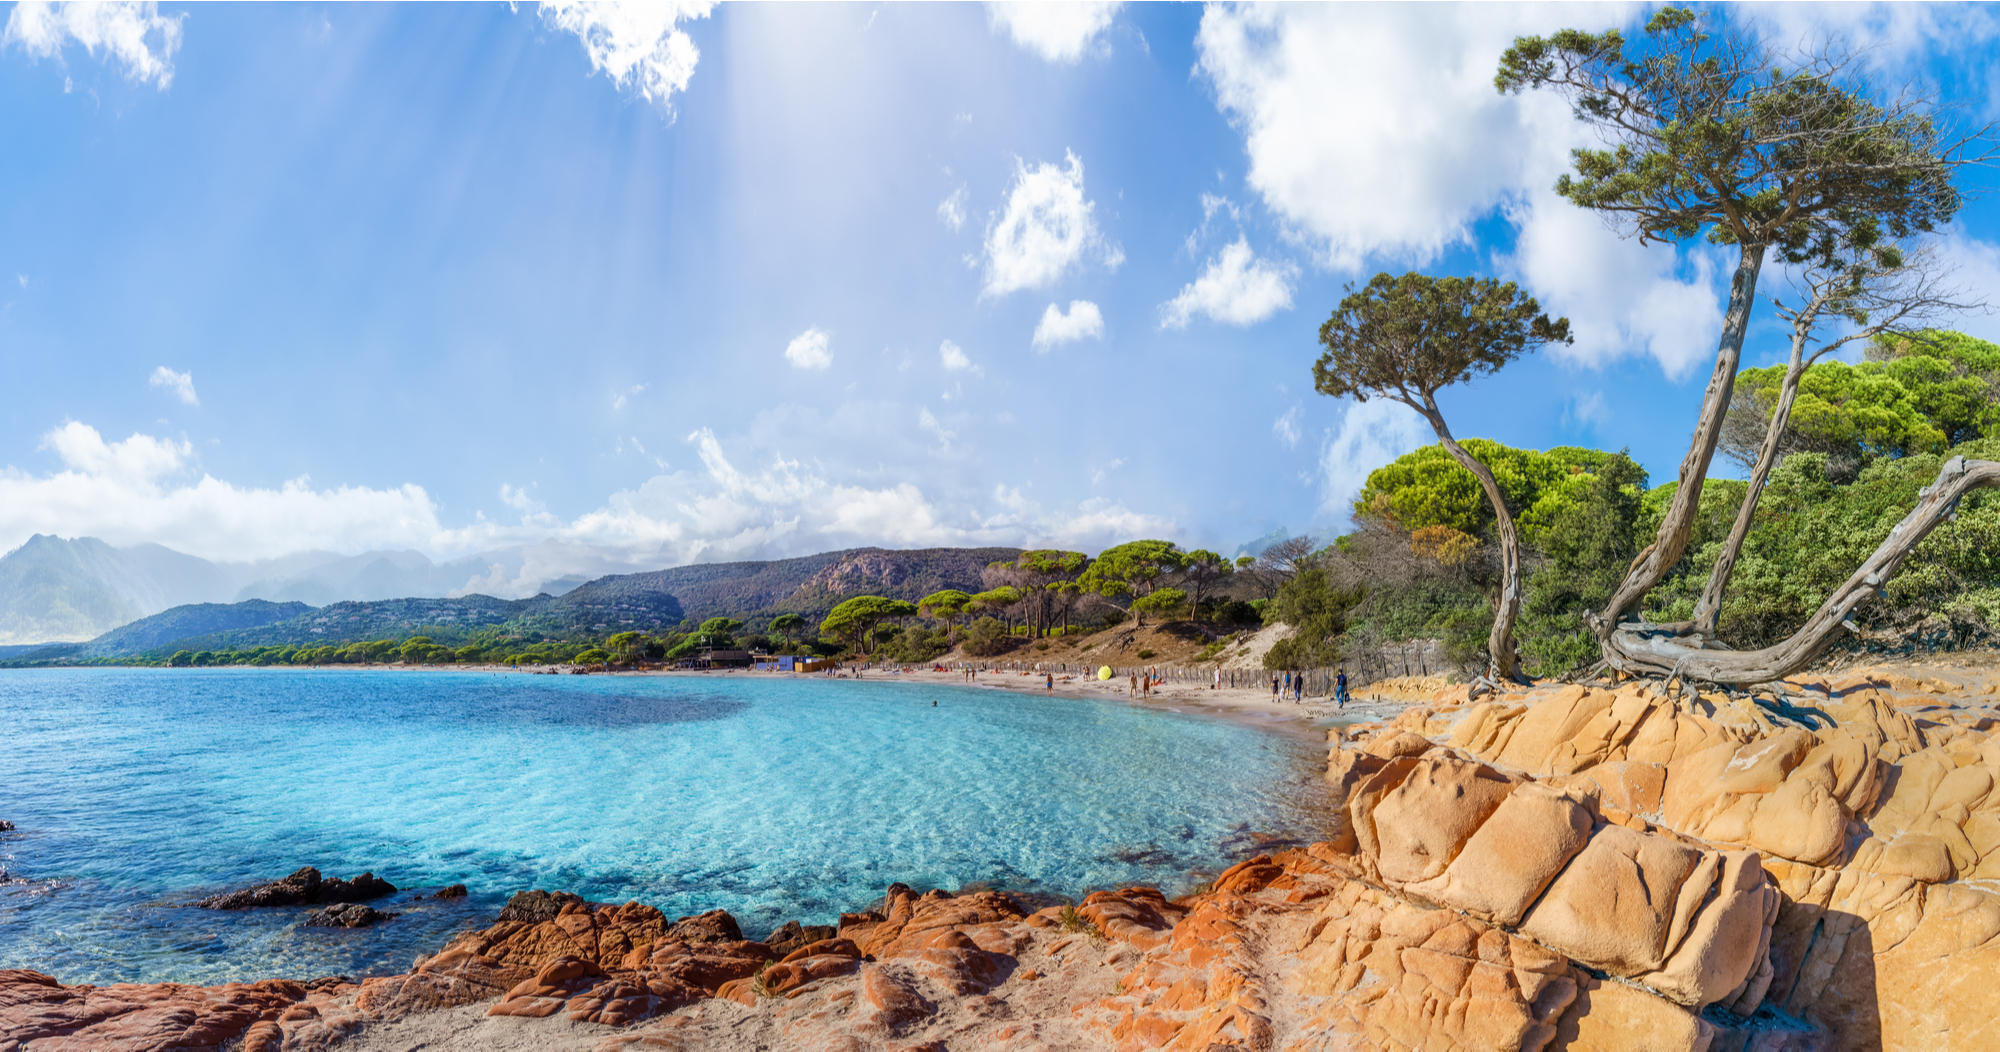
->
xmin=1336 ymin=666 xmax=1349 ymax=708
xmin=1045 ymin=671 xmax=1053 ymax=691
xmin=1270 ymin=674 xmax=1279 ymax=697
xmin=1294 ymin=674 xmax=1304 ymax=704
xmin=1129 ymin=671 xmax=1137 ymax=698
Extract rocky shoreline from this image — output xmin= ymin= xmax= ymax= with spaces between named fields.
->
xmin=7 ymin=663 xmax=2000 ymax=1050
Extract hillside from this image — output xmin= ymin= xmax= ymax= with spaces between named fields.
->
xmin=608 ymin=546 xmax=1024 ymax=623
xmin=78 ymin=600 xmax=316 ymax=658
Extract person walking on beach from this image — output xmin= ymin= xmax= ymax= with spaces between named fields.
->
xmin=1270 ymin=673 xmax=1279 ymax=697
xmin=1129 ymin=671 xmax=1138 ymax=698
xmin=1336 ymin=666 xmax=1349 ymax=708
xmin=1294 ymin=673 xmax=1304 ymax=704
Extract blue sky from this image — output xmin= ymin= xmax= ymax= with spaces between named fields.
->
xmin=6 ymin=2 xmax=2000 ymax=592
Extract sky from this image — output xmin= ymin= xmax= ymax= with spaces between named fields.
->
xmin=6 ymin=1 xmax=2000 ymax=587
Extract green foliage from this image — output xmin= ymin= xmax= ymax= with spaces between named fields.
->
xmin=820 ymin=596 xmax=919 ymax=655
xmin=1496 ymin=7 xmax=1962 ymax=258
xmin=574 ymin=648 xmax=612 ymax=665
xmin=1131 ymin=587 xmax=1187 ymax=621
xmin=1313 ymin=271 xmax=1570 ymax=415
xmin=962 ymin=616 xmax=1012 ymax=657
xmin=1080 ymin=540 xmax=1183 ymax=624
xmin=1356 ymin=442 xmax=1614 ymax=544
xmin=1263 ymin=566 xmax=1363 ymax=671
xmin=168 ymin=650 xmax=192 ymax=667
xmin=1518 ymin=453 xmax=1648 ymax=675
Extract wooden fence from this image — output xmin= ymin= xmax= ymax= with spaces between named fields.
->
xmin=860 ymin=641 xmax=1449 ymax=700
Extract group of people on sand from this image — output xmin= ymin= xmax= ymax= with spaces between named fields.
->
xmin=1264 ymin=667 xmax=1351 ymax=708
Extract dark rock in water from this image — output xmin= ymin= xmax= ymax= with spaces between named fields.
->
xmin=192 ymin=866 xmax=397 ymax=909
xmin=498 ymin=889 xmax=587 ymax=924
xmin=319 ymin=872 xmax=396 ymax=903
xmin=763 ymin=920 xmax=838 ymax=958
xmin=667 ymin=909 xmax=743 ymax=944
xmin=434 ymin=883 xmax=468 ymax=899
xmin=0 ymin=820 xmax=14 ymax=832
xmin=303 ymin=902 xmax=395 ymax=928
xmin=305 ymin=975 xmax=352 ymax=990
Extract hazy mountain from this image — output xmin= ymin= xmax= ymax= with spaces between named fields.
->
xmin=79 ymin=600 xmax=314 ymax=657
xmin=0 ymin=536 xmax=601 ymax=645
xmin=1 ymin=538 xmax=1026 ymax=650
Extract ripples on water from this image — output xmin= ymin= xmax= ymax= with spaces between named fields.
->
xmin=0 ymin=668 xmax=1329 ymax=985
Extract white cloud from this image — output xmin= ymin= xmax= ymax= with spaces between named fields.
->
xmin=14 ymin=274 xmax=25 ymax=289
xmin=1090 ymin=457 xmax=1125 ymax=485
xmin=982 ymin=151 xmax=1115 ymax=298
xmin=918 ymin=407 xmax=956 ymax=451
xmin=986 ymin=1 xmax=1122 ymax=63
xmin=1315 ymin=399 xmax=1432 ymax=526
xmin=536 ymin=1 xmax=714 ymax=114
xmin=937 ymin=185 xmax=968 ymax=232
xmin=937 ymin=338 xmax=983 ymax=377
xmin=1159 ymin=236 xmax=1296 ymax=329
xmin=1194 ymin=4 xmax=1740 ymax=376
xmin=3 ymin=1 xmax=183 ymax=89
xmin=784 ymin=327 xmax=833 ymax=370
xmin=1031 ymin=300 xmax=1104 ymax=351
xmin=611 ymin=382 xmax=646 ymax=410
xmin=1565 ymin=391 xmax=1610 ymax=430
xmin=1 ymin=422 xmax=443 ymax=561
xmin=147 ymin=366 xmax=198 ymax=407
xmin=499 ymin=482 xmax=544 ymax=514
xmin=1273 ymin=405 xmax=1301 ymax=448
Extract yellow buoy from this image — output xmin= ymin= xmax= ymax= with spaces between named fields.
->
xmin=1098 ymin=666 xmax=1114 ymax=681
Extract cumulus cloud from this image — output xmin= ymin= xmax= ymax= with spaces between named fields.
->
xmin=937 ymin=185 xmax=968 ymax=231
xmin=3 ymin=0 xmax=183 ymax=89
xmin=2 ymin=419 xmax=1182 ymax=581
xmin=479 ymin=427 xmax=1175 ymax=566
xmin=1194 ymin=5 xmax=1728 ymax=375
xmin=1159 ymin=237 xmax=1296 ymax=329
xmin=982 ymin=151 xmax=1116 ymax=298
xmin=148 ymin=366 xmax=198 ymax=406
xmin=784 ymin=327 xmax=833 ymax=370
xmin=0 ymin=422 xmax=442 ymax=561
xmin=1315 ymin=399 xmax=1432 ymax=526
xmin=986 ymin=1 xmax=1122 ymax=63
xmin=536 ymin=1 xmax=714 ymax=114
xmin=938 ymin=339 xmax=983 ymax=377
xmin=1031 ymin=300 xmax=1104 ymax=351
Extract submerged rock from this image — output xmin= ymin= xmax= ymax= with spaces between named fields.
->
xmin=303 ymin=902 xmax=396 ymax=928
xmin=0 ymin=819 xmax=14 ymax=832
xmin=192 ymin=866 xmax=396 ymax=910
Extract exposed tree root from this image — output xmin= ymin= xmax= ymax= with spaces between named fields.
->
xmin=1599 ymin=457 xmax=2000 ymax=684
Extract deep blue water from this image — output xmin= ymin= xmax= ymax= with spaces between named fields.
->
xmin=0 ymin=668 xmax=1329 ymax=986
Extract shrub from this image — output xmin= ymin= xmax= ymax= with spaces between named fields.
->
xmin=963 ymin=616 xmax=1014 ymax=657
xmin=1136 ymin=648 xmax=1156 ymax=659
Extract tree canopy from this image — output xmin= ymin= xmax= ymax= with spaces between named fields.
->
xmin=821 ymin=596 xmax=918 ymax=655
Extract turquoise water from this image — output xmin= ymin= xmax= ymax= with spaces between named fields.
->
xmin=0 ymin=668 xmax=1329 ymax=986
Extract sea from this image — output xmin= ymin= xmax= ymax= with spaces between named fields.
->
xmin=0 ymin=667 xmax=1331 ymax=986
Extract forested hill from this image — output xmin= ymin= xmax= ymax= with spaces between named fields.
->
xmin=40 ymin=546 xmax=1019 ymax=661
xmin=597 ymin=546 xmax=1025 ymax=623
xmin=80 ymin=599 xmax=313 ymax=657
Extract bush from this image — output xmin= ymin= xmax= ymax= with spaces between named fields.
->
xmin=574 ymin=648 xmax=612 ymax=665
xmin=963 ymin=617 xmax=1014 ymax=657
xmin=1136 ymin=648 xmax=1155 ymax=659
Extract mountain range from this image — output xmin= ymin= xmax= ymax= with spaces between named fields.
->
xmin=0 ymin=535 xmax=624 ymax=645
xmin=0 ymin=539 xmax=1028 ymax=659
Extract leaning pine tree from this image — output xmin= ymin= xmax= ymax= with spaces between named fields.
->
xmin=1499 ymin=7 xmax=1996 ymax=684
xmin=1313 ymin=271 xmax=1572 ymax=687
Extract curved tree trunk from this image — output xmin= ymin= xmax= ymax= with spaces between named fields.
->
xmin=1589 ymin=243 xmax=1768 ymax=639
xmin=1603 ymin=456 xmax=2000 ymax=683
xmin=1418 ymin=400 xmax=1525 ymax=681
xmin=1690 ymin=333 xmax=1811 ymax=636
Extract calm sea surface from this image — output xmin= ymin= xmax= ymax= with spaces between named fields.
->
xmin=0 ymin=667 xmax=1329 ymax=985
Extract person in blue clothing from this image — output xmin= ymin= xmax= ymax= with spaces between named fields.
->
xmin=1335 ymin=666 xmax=1349 ymax=708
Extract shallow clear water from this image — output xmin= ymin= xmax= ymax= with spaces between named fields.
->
xmin=0 ymin=668 xmax=1330 ymax=986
